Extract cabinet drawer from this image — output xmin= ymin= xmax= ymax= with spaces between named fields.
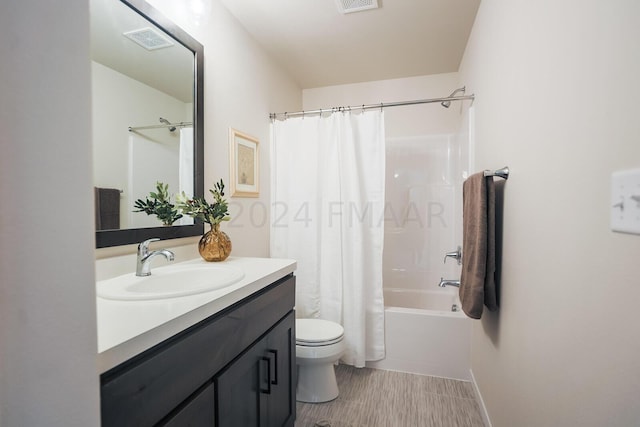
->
xmin=101 ymin=274 xmax=295 ymax=426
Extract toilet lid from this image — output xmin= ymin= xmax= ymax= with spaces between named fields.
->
xmin=296 ymin=318 xmax=344 ymax=344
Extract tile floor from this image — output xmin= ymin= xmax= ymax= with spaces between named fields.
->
xmin=295 ymin=365 xmax=485 ymax=427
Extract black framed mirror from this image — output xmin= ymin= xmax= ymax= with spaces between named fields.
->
xmin=91 ymin=0 xmax=204 ymax=248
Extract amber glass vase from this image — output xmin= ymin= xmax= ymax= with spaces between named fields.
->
xmin=198 ymin=223 xmax=232 ymax=262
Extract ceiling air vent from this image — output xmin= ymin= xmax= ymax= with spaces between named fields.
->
xmin=335 ymin=0 xmax=379 ymax=14
xmin=123 ymin=27 xmax=174 ymax=51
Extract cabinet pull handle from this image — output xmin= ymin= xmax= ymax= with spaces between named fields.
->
xmin=267 ymin=349 xmax=278 ymax=385
xmin=260 ymin=356 xmax=271 ymax=395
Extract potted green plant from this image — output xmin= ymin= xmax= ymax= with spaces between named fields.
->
xmin=133 ymin=182 xmax=183 ymax=226
xmin=177 ymin=179 xmax=232 ymax=261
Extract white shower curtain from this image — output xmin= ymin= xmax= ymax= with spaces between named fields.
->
xmin=271 ymin=110 xmax=386 ymax=367
xmin=177 ymin=128 xmax=194 ymax=225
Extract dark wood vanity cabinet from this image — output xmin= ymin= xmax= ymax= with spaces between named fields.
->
xmin=100 ymin=274 xmax=296 ymax=427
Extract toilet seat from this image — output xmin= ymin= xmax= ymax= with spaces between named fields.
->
xmin=296 ymin=319 xmax=344 ymax=347
xmin=297 ymin=336 xmax=343 ymax=347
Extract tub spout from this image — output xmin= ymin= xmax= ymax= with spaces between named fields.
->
xmin=438 ymin=278 xmax=460 ymax=288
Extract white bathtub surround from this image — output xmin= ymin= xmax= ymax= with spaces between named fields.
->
xmin=383 ymin=133 xmax=467 ymax=295
xmin=271 ymin=111 xmax=386 ymax=367
xmin=367 ymin=288 xmax=472 ymax=380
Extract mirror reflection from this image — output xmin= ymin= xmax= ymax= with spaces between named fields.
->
xmin=91 ymin=0 xmax=194 ymax=231
xmin=90 ymin=0 xmax=204 ymax=248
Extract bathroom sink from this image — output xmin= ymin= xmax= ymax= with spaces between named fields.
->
xmin=97 ymin=264 xmax=245 ymax=301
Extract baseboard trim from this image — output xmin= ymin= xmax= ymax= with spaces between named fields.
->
xmin=469 ymin=369 xmax=492 ymax=427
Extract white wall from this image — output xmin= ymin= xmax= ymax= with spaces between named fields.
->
xmin=96 ymin=0 xmax=302 ymax=268
xmin=0 ymin=0 xmax=300 ymax=424
xmin=0 ymin=1 xmax=100 ymax=425
xmin=459 ymin=1 xmax=640 ymax=426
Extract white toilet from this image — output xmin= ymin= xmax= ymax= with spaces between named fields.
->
xmin=295 ymin=318 xmax=345 ymax=403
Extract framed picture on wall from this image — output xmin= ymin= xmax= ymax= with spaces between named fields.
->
xmin=229 ymin=128 xmax=259 ymax=197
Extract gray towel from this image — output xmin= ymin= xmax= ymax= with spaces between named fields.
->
xmin=95 ymin=187 xmax=121 ymax=230
xmin=459 ymin=172 xmax=497 ymax=319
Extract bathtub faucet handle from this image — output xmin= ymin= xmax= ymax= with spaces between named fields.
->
xmin=444 ymin=246 xmax=462 ymax=265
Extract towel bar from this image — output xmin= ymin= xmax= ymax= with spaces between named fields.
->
xmin=483 ymin=166 xmax=509 ymax=180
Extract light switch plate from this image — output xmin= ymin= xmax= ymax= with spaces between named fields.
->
xmin=611 ymin=168 xmax=640 ymax=235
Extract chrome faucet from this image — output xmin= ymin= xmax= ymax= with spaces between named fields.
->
xmin=136 ymin=238 xmax=175 ymax=277
xmin=438 ymin=277 xmax=460 ymax=288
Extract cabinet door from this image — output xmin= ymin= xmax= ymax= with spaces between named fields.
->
xmin=216 ymin=312 xmax=295 ymax=427
xmin=216 ymin=337 xmax=267 ymax=427
xmin=264 ymin=312 xmax=295 ymax=427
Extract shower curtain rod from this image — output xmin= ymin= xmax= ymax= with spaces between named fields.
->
xmin=128 ymin=121 xmax=193 ymax=132
xmin=269 ymin=94 xmax=475 ymax=120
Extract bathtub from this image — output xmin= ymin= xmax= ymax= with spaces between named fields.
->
xmin=366 ymin=288 xmax=472 ymax=380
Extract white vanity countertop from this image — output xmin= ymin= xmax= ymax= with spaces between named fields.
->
xmin=97 ymin=256 xmax=296 ymax=373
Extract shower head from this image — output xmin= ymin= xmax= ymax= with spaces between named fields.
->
xmin=159 ymin=117 xmax=177 ymax=132
xmin=441 ymin=86 xmax=466 ymax=108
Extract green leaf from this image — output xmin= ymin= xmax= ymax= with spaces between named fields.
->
xmin=131 ymin=182 xmax=186 ymax=224
xmin=174 ymin=179 xmax=230 ymax=225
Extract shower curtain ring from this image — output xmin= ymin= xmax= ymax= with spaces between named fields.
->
xmin=380 ymin=103 xmax=383 ymax=112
